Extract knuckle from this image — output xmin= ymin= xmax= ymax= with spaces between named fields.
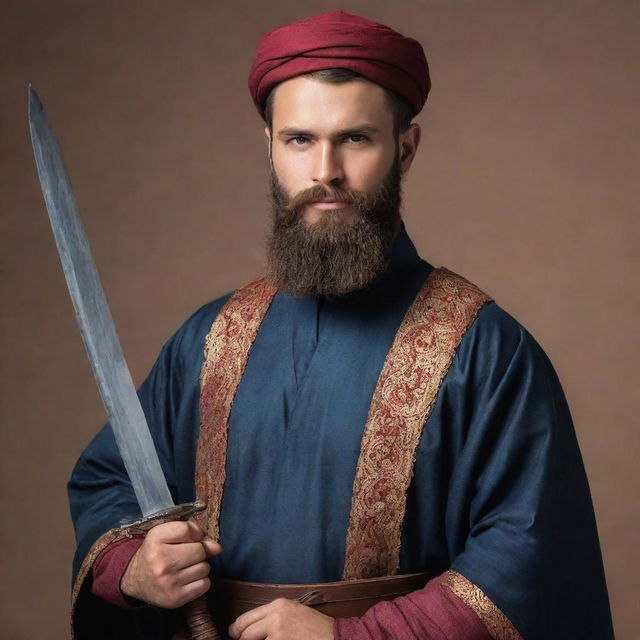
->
xmin=151 ymin=563 xmax=167 ymax=580
xmin=273 ymin=597 xmax=292 ymax=612
xmin=147 ymin=546 xmax=164 ymax=564
xmin=145 ymin=527 xmax=159 ymax=542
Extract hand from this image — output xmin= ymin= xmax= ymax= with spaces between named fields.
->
xmin=120 ymin=519 xmax=221 ymax=609
xmin=228 ymin=598 xmax=334 ymax=640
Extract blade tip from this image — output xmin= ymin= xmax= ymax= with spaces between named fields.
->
xmin=28 ymin=85 xmax=42 ymax=116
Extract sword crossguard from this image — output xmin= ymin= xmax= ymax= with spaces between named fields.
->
xmin=119 ymin=501 xmax=207 ymax=532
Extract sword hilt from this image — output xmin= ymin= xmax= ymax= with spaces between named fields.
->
xmin=175 ymin=504 xmax=221 ymax=640
xmin=122 ymin=501 xmax=221 ymax=640
xmin=183 ymin=596 xmax=222 ymax=640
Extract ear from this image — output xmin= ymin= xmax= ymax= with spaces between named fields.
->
xmin=264 ymin=126 xmax=273 ymax=161
xmin=398 ymin=123 xmax=421 ymax=175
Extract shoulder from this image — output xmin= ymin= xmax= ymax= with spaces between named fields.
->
xmin=158 ymin=291 xmax=234 ymax=368
xmin=464 ymin=301 xmax=527 ymax=354
xmin=453 ymin=296 xmax=559 ymax=396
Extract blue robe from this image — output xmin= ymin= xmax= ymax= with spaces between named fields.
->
xmin=69 ymin=227 xmax=613 ymax=638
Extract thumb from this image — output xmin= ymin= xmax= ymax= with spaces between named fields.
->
xmin=202 ymin=537 xmax=222 ymax=558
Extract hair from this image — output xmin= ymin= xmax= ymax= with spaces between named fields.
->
xmin=264 ymin=68 xmax=414 ymax=135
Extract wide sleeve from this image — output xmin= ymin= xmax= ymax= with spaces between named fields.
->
xmin=338 ymin=303 xmax=614 ymax=639
xmin=67 ymin=298 xmax=228 ymax=639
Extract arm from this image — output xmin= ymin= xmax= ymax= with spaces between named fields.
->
xmin=91 ymin=522 xmax=221 ymax=609
xmin=339 ymin=304 xmax=613 ymax=639
xmin=68 ymin=298 xmax=228 ymax=638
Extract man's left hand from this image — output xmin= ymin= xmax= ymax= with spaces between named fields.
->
xmin=228 ymin=598 xmax=334 ymax=640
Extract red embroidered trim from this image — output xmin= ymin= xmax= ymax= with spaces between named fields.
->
xmin=343 ymin=268 xmax=491 ymax=579
xmin=194 ymin=278 xmax=277 ymax=539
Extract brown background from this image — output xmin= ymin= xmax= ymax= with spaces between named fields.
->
xmin=1 ymin=1 xmax=637 ymax=638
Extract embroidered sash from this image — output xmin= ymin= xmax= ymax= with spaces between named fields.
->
xmin=343 ymin=268 xmax=490 ymax=578
xmin=195 ymin=269 xmax=490 ymax=576
xmin=193 ymin=278 xmax=277 ymax=538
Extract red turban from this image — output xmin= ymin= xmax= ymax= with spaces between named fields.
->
xmin=248 ymin=10 xmax=430 ymax=120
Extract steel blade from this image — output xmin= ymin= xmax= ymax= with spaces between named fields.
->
xmin=29 ymin=86 xmax=174 ymax=517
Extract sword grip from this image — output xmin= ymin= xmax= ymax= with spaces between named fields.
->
xmin=122 ymin=503 xmax=221 ymax=639
xmin=182 ymin=595 xmax=221 ymax=640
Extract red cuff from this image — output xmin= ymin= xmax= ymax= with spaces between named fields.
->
xmin=91 ymin=536 xmax=144 ymax=609
xmin=333 ymin=576 xmax=492 ymax=640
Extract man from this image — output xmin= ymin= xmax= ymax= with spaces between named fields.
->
xmin=69 ymin=10 xmax=613 ymax=640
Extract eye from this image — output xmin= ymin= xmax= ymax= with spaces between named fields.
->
xmin=345 ymin=134 xmax=368 ymax=144
xmin=289 ymin=136 xmax=309 ymax=146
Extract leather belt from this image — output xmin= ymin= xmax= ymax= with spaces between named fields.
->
xmin=206 ymin=571 xmax=436 ymax=636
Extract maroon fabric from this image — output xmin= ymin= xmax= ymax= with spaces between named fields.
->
xmin=248 ymin=10 xmax=430 ymax=119
xmin=91 ymin=536 xmax=144 ymax=609
xmin=92 ymin=537 xmax=491 ymax=638
xmin=333 ymin=575 xmax=492 ymax=640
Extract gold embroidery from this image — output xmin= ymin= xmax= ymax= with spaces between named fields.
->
xmin=442 ymin=570 xmax=522 ymax=639
xmin=194 ymin=278 xmax=276 ymax=539
xmin=343 ymin=268 xmax=491 ymax=579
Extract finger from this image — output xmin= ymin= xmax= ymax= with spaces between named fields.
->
xmin=202 ymin=539 xmax=222 ymax=558
xmin=173 ymin=577 xmax=211 ymax=609
xmin=170 ymin=541 xmax=207 ymax=570
xmin=228 ymin=602 xmax=271 ymax=639
xmin=236 ymin=619 xmax=269 ymax=640
xmin=150 ymin=520 xmax=206 ymax=544
xmin=175 ymin=560 xmax=210 ymax=586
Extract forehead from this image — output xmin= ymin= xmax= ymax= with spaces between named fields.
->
xmin=270 ymin=76 xmax=393 ymax=132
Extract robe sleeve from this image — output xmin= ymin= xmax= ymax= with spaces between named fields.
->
xmin=334 ymin=573 xmax=492 ymax=639
xmin=339 ymin=303 xmax=613 ymax=639
xmin=91 ymin=537 xmax=144 ymax=608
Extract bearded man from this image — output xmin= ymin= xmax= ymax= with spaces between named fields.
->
xmin=68 ymin=11 xmax=613 ymax=640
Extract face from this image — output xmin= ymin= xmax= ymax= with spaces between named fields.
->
xmin=265 ymin=76 xmax=421 ymax=296
xmin=267 ymin=76 xmax=412 ymax=226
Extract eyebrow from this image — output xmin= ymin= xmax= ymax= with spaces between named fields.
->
xmin=276 ymin=125 xmax=381 ymax=138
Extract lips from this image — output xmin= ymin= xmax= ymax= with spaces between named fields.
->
xmin=309 ymin=199 xmax=349 ymax=209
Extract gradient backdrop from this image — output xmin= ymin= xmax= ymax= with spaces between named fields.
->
xmin=1 ymin=1 xmax=638 ymax=638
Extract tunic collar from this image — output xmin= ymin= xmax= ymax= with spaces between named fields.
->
xmin=387 ymin=223 xmax=421 ymax=276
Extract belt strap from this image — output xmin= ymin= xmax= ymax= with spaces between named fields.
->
xmin=207 ymin=571 xmax=436 ymax=633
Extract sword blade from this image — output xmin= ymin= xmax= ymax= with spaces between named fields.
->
xmin=29 ymin=86 xmax=174 ymax=517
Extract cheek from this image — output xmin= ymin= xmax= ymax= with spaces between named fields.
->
xmin=349 ymin=154 xmax=395 ymax=190
xmin=272 ymin=151 xmax=309 ymax=192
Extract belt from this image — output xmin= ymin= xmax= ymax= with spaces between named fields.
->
xmin=205 ymin=571 xmax=435 ymax=636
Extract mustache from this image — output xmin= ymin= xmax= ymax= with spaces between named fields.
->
xmin=285 ymin=184 xmax=364 ymax=212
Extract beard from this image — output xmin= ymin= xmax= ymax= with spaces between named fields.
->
xmin=266 ymin=161 xmax=403 ymax=296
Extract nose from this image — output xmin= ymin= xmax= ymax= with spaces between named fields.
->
xmin=313 ymin=141 xmax=344 ymax=187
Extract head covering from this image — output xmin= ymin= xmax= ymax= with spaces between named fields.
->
xmin=248 ymin=10 xmax=430 ymax=120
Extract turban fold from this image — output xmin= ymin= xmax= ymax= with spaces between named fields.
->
xmin=248 ymin=10 xmax=430 ymax=120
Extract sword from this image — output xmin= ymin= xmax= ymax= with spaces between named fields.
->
xmin=29 ymin=86 xmax=218 ymax=640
